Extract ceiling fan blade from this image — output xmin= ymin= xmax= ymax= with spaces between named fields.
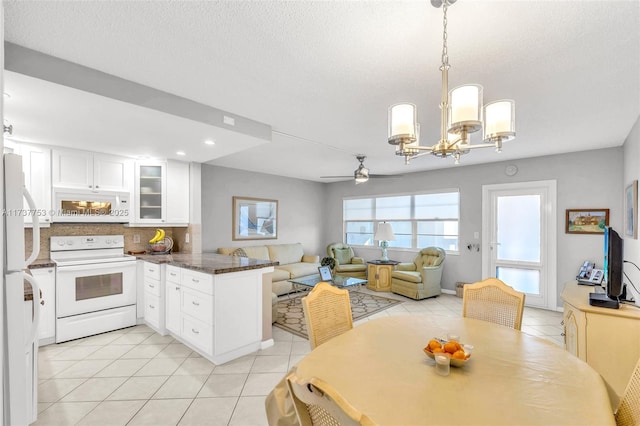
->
xmin=320 ymin=175 xmax=353 ymax=178
xmin=368 ymin=174 xmax=404 ymax=178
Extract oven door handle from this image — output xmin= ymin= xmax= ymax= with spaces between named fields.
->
xmin=23 ymin=272 xmax=41 ymax=349
xmin=56 ymin=261 xmax=137 ymax=272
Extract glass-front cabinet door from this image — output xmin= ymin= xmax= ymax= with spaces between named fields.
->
xmin=135 ymin=161 xmax=166 ymax=223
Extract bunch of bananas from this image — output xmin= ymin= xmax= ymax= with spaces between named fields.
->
xmin=149 ymin=228 xmax=166 ymax=244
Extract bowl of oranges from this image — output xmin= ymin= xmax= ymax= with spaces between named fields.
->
xmin=423 ymin=338 xmax=471 ymax=367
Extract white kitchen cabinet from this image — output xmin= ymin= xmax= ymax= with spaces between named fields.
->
xmin=133 ymin=161 xmax=166 ymax=224
xmin=132 ymin=160 xmax=190 ymax=226
xmin=165 ymin=265 xmax=182 ymax=335
xmin=29 ymin=267 xmax=55 ymax=345
xmin=162 ymin=265 xmax=265 ymax=364
xmin=166 ymin=160 xmax=190 ymax=224
xmin=142 ymin=261 xmax=166 ymax=335
xmin=18 ymin=143 xmax=52 ymax=226
xmin=52 ymin=148 xmax=131 ymax=192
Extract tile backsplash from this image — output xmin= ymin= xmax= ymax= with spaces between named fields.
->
xmin=25 ymin=224 xmax=196 ymax=261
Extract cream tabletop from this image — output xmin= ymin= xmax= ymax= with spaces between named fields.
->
xmin=291 ymin=316 xmax=615 ymax=425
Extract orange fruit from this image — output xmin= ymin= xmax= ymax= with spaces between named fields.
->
xmin=444 ymin=342 xmax=459 ymax=354
xmin=452 ymin=350 xmax=466 ymax=360
xmin=432 ymin=347 xmax=445 ymax=354
xmin=428 ymin=339 xmax=442 ymax=351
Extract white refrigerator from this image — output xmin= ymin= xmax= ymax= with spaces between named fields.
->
xmin=3 ymin=152 xmax=42 ymax=425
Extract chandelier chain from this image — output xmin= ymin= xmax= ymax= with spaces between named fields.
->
xmin=441 ymin=1 xmax=449 ymax=68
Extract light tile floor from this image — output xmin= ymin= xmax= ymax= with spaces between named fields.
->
xmin=34 ymin=291 xmax=564 ymax=425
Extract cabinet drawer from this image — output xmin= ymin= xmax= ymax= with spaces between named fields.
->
xmin=181 ymin=269 xmax=213 ymax=294
xmin=182 ymin=315 xmax=212 ymax=354
xmin=166 ymin=265 xmax=181 ymax=283
xmin=144 ymin=278 xmax=160 ymax=297
xmin=144 ymin=293 xmax=160 ymax=327
xmin=181 ymin=288 xmax=213 ymax=324
xmin=144 ymin=262 xmax=161 ymax=280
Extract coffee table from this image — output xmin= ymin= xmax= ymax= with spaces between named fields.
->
xmin=288 ymin=274 xmax=367 ymax=301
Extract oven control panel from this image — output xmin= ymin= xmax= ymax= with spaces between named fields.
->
xmin=51 ymin=235 xmax=125 ymax=251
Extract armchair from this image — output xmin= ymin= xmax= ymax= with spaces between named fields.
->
xmin=327 ymin=243 xmax=367 ymax=279
xmin=391 ymin=247 xmax=445 ymax=300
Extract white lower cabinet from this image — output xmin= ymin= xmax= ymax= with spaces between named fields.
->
xmin=29 ymin=267 xmax=55 ymax=345
xmin=142 ymin=261 xmax=165 ymax=334
xmin=165 ymin=265 xmax=182 ymax=335
xmin=161 ymin=265 xmax=267 ymax=364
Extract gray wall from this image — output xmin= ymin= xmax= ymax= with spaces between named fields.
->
xmin=201 ymin=148 xmax=626 ymax=309
xmin=623 ymin=115 xmax=640 ymax=307
xmin=201 ymin=165 xmax=326 ymax=256
xmin=324 ymin=148 xmax=624 ymax=308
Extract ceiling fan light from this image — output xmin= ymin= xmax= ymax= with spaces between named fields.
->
xmin=388 ymin=103 xmax=417 ymax=145
xmin=449 ymin=84 xmax=483 ymax=133
xmin=484 ymin=99 xmax=516 ymax=142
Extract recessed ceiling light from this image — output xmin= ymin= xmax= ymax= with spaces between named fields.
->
xmin=176 ymin=151 xmax=186 ymax=156
xmin=204 ymin=139 xmax=216 ymax=145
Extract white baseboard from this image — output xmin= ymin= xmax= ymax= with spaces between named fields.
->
xmin=441 ymin=289 xmax=456 ymax=295
xmin=260 ymin=339 xmax=274 ymax=350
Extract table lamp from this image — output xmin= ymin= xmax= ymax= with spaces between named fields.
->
xmin=374 ymin=222 xmax=395 ymax=262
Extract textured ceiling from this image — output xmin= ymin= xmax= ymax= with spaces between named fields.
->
xmin=3 ymin=0 xmax=640 ymax=182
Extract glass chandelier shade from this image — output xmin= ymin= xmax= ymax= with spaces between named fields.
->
xmin=483 ymin=99 xmax=516 ymax=142
xmin=388 ymin=103 xmax=418 ymax=145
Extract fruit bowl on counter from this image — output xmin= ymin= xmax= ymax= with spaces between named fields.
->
xmin=148 ymin=229 xmax=173 ymax=255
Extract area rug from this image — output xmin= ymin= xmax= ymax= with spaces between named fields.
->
xmin=274 ymin=291 xmax=402 ymax=339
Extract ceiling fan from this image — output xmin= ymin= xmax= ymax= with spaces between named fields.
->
xmin=320 ymin=155 xmax=402 ymax=184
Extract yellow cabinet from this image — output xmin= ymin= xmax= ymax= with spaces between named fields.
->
xmin=367 ymin=262 xmax=397 ymax=292
xmin=562 ymin=282 xmax=640 ymax=404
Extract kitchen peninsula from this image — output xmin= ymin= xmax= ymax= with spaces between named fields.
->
xmin=136 ymin=252 xmax=277 ymax=364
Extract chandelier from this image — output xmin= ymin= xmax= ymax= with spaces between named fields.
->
xmin=388 ymin=0 xmax=516 ymax=165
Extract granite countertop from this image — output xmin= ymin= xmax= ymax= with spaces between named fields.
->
xmin=136 ymin=252 xmax=279 ymax=275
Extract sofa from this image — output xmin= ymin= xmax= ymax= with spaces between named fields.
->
xmin=218 ymin=243 xmax=320 ymax=295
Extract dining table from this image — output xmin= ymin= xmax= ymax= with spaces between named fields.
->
xmin=267 ymin=315 xmax=615 ymax=425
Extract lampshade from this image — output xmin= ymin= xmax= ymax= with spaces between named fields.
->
xmin=449 ymin=84 xmax=483 ymax=133
xmin=374 ymin=222 xmax=396 ymax=241
xmin=388 ymin=104 xmax=417 ymax=144
xmin=483 ymin=99 xmax=516 ymax=142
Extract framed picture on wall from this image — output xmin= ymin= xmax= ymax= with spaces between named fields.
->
xmin=625 ymin=180 xmax=638 ymax=239
xmin=565 ymin=209 xmax=609 ymax=234
xmin=232 ymin=196 xmax=278 ymax=240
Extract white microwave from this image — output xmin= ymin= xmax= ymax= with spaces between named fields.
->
xmin=52 ymin=189 xmax=130 ymax=223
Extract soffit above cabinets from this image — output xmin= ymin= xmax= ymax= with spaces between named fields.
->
xmin=4 ymin=44 xmax=271 ymax=164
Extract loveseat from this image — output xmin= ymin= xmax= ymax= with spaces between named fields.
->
xmin=218 ymin=243 xmax=320 ymax=295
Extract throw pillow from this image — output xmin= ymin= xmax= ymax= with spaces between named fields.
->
xmin=334 ymin=248 xmax=353 ymax=265
xmin=232 ymin=248 xmax=248 ymax=258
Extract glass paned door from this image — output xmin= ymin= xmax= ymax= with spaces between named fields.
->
xmin=483 ymin=181 xmax=557 ymax=309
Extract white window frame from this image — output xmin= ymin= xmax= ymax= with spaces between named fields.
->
xmin=343 ymin=189 xmax=460 ymax=254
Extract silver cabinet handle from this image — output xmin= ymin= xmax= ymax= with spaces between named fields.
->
xmin=148 ymin=284 xmax=154 ymax=288
xmin=192 ymin=278 xmax=199 ymax=283
xmin=175 ymin=286 xmax=181 ymax=291
xmin=170 ymin=273 xmax=177 ymax=277
xmin=149 ymin=304 xmax=155 ymax=309
xmin=95 ymin=185 xmax=99 ymax=189
xmin=191 ymin=328 xmax=199 ymax=334
xmin=192 ymin=301 xmax=199 ymax=306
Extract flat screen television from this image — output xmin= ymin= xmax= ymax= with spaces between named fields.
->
xmin=604 ymin=226 xmax=624 ymax=299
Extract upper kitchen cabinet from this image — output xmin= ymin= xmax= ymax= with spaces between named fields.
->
xmin=52 ymin=148 xmax=132 ymax=192
xmin=16 ymin=143 xmax=52 ymax=226
xmin=132 ymin=160 xmax=189 ymax=226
